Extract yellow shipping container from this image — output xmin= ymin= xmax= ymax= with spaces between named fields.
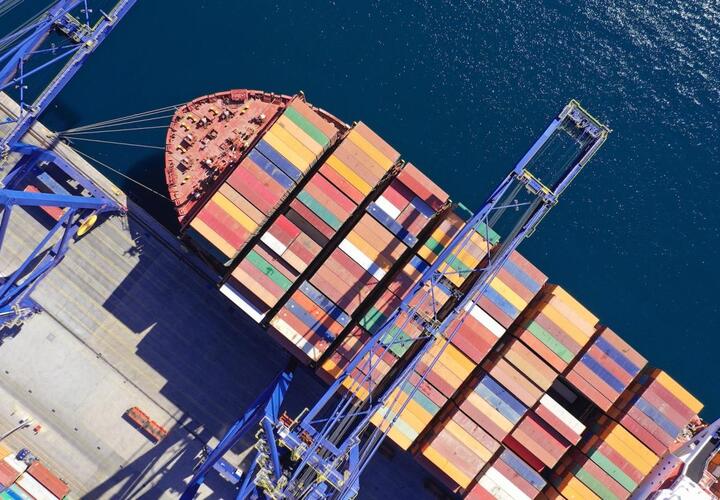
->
xmin=464 ymin=391 xmax=515 ymax=433
xmin=347 ymin=129 xmax=395 ymax=171
xmin=490 ymin=277 xmax=528 ymax=312
xmin=189 ymin=218 xmax=235 ymax=258
xmin=422 ymin=445 xmax=474 ymax=487
xmin=557 ymin=475 xmax=601 ymax=500
xmin=345 ymin=231 xmax=395 ymax=272
xmin=267 ymin=125 xmax=317 ymax=165
xmin=540 ymin=302 xmax=593 ymax=346
xmin=276 ymin=115 xmax=325 ymax=156
xmin=325 ymin=155 xmax=373 ymax=195
xmin=443 ymin=420 xmax=495 ymax=463
xmin=547 ymin=286 xmax=599 ymax=332
xmin=653 ymin=369 xmax=704 ymax=414
xmin=212 ymin=192 xmax=258 ymax=233
xmin=263 ymin=129 xmax=312 ymax=172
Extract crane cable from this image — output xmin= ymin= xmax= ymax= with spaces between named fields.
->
xmin=61 ymin=136 xmax=165 ymax=150
xmin=0 ymin=0 xmax=24 ymax=18
xmin=59 ymin=104 xmax=181 ymax=134
xmin=64 ymin=143 xmax=170 ymax=201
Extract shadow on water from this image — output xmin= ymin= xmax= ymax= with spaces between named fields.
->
xmin=47 ymin=97 xmax=85 ymax=133
xmin=120 ymin=152 xmax=180 ymax=232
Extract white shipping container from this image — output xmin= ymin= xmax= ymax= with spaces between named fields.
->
xmin=540 ymin=394 xmax=586 ymax=435
xmin=220 ymin=284 xmax=266 ymax=323
xmin=2 ymin=455 xmax=27 ymax=475
xmin=16 ymin=473 xmax=57 ymax=500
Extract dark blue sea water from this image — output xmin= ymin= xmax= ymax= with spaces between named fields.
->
xmin=5 ymin=1 xmax=720 ymax=418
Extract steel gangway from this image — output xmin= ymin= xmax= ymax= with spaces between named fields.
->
xmin=182 ymin=100 xmax=610 ymax=499
xmin=0 ymin=0 xmax=136 ymax=329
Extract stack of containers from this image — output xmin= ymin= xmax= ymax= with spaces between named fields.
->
xmin=564 ymin=326 xmax=647 ymax=412
xmin=188 ymin=98 xmax=339 ymax=265
xmin=413 ymin=338 xmax=476 ymax=402
xmin=367 ymin=164 xmax=447 ymax=247
xmin=316 ymin=165 xmax=449 ymax=374
xmin=418 ymin=370 xmax=528 ymax=488
xmin=218 ymin=118 xmax=357 ymax=325
xmin=370 ymin=374 xmax=449 ymax=451
xmin=459 ymin=372 xmax=528 ymax=443
xmin=572 ymin=415 xmax=660 ymax=497
xmin=512 ymin=285 xmax=597 ymax=374
xmin=609 ymin=369 xmax=703 ymax=456
xmin=534 ymin=393 xmax=586 ymax=446
xmin=471 ymin=337 xmax=563 ymax=471
xmin=15 ymin=472 xmax=63 ymax=500
xmin=467 ymin=448 xmax=547 ymax=499
xmin=552 ymin=449 xmax=633 ymax=500
xmin=444 ymin=301 xmax=506 ymax=365
xmin=267 ymin=124 xmax=403 ymax=362
xmin=417 ymin=403 xmax=501 ymax=492
xmin=474 ymin=251 xmax=548 ymax=332
xmin=480 ymin=337 xmax=558 ymax=412
xmin=0 ymin=453 xmax=29 ymax=500
xmin=504 ymin=411 xmax=571 ymax=471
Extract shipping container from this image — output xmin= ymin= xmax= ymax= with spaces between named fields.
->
xmin=14 ymin=473 xmax=57 ymax=500
xmin=472 ymin=448 xmax=547 ymax=500
xmin=371 ymin=374 xmax=448 ymax=451
xmin=564 ymin=326 xmax=646 ymax=412
xmin=418 ymin=404 xmax=500 ymax=491
xmin=457 ymin=372 xmax=528 ymax=442
xmin=182 ymin=97 xmax=340 ymax=265
xmin=27 ymin=462 xmax=70 ymax=499
xmin=504 ymin=410 xmax=571 ymax=469
xmin=553 ymin=449 xmax=630 ymax=500
xmin=609 ymin=368 xmax=703 ymax=456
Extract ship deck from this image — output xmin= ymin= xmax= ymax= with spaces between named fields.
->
xmin=0 ymin=94 xmax=435 ymax=499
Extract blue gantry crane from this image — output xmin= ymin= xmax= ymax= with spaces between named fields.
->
xmin=0 ymin=0 xmax=136 ymax=328
xmin=182 ymin=101 xmax=610 ymax=498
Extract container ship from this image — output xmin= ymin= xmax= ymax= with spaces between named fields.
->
xmin=164 ymin=90 xmax=720 ymax=499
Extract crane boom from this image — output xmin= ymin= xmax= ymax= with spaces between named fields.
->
xmin=0 ymin=0 xmax=137 ymax=156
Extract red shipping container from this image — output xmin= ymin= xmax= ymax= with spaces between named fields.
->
xmin=309 ymin=268 xmax=359 ymax=313
xmin=334 ymin=139 xmax=386 ymax=182
xmin=564 ymin=369 xmax=613 ymax=411
xmin=492 ymin=457 xmax=542 ymax=498
xmin=307 ymin=172 xmax=357 ymax=214
xmin=508 ymin=412 xmax=570 ymax=468
xmin=264 ymin=216 xmax=301 ymax=249
xmin=0 ymin=461 xmax=17 ymax=488
xmin=476 ymin=295 xmax=514 ymax=329
xmin=568 ymin=450 xmax=630 ymax=499
xmin=196 ymin=200 xmax=250 ymax=250
xmin=534 ymin=402 xmax=582 ymax=445
xmin=290 ymin=199 xmax=336 ymax=240
xmin=396 ymin=163 xmax=448 ymax=211
xmin=569 ymin=360 xmax=620 ymax=402
xmin=501 ymin=434 xmax=545 ymax=472
xmin=615 ymin=412 xmax=668 ymax=456
xmin=319 ymin=161 xmax=365 ymax=205
xmin=303 ymin=180 xmax=353 ymax=223
xmin=227 ymin=157 xmax=285 ymax=211
xmin=28 ymin=462 xmax=70 ymax=499
xmin=381 ymin=178 xmax=414 ymax=211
